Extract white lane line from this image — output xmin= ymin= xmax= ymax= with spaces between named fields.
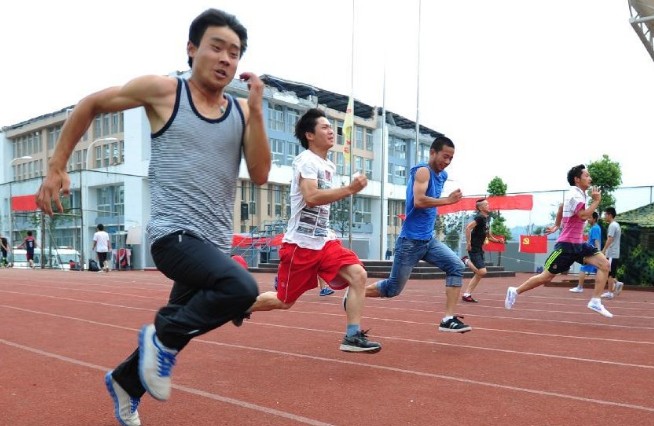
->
xmin=0 ymin=338 xmax=333 ymax=426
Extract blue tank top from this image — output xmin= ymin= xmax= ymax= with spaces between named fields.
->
xmin=146 ymin=78 xmax=245 ymax=252
xmin=399 ymin=163 xmax=448 ymax=240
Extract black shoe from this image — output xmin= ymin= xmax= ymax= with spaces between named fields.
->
xmin=232 ymin=312 xmax=251 ymax=327
xmin=438 ymin=315 xmax=472 ymax=333
xmin=461 ymin=294 xmax=478 ymax=303
xmin=339 ymin=329 xmax=382 ymax=353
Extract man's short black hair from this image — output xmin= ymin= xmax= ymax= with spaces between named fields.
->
xmin=295 ymin=108 xmax=326 ymax=149
xmin=567 ymin=164 xmax=586 ymax=186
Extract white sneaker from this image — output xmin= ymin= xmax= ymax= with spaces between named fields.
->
xmin=587 ymin=300 xmax=613 ymax=318
xmin=105 ymin=371 xmax=141 ymax=426
xmin=601 ymin=291 xmax=614 ymax=299
xmin=614 ymin=282 xmax=624 ymax=296
xmin=504 ymin=287 xmax=518 ymax=309
xmin=569 ymin=287 xmax=583 ymax=293
xmin=138 ymin=324 xmax=177 ymax=401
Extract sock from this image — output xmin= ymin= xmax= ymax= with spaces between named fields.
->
xmin=591 ymin=297 xmax=601 ymax=304
xmin=442 ymin=316 xmax=453 ymax=322
xmin=463 ymin=293 xmax=470 ymax=297
xmin=346 ymin=324 xmax=359 ymax=337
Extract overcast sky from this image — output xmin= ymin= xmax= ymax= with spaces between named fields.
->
xmin=1 ymin=0 xmax=652 ymax=196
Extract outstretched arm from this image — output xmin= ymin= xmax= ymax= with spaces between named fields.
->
xmin=412 ymin=167 xmax=462 ymax=209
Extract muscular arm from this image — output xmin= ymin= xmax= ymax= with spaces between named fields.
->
xmin=37 ymin=75 xmax=176 ymax=215
xmin=238 ymin=73 xmax=271 ymax=185
xmin=412 ymin=167 xmax=462 ymax=209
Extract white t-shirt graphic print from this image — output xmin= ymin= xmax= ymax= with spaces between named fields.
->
xmin=283 ymin=150 xmax=337 ymax=250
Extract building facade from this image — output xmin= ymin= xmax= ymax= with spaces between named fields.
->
xmin=0 ymin=73 xmax=440 ymax=269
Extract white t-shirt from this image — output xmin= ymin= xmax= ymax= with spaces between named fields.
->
xmin=93 ymin=230 xmax=110 ymax=253
xmin=283 ymin=150 xmax=337 ymax=250
xmin=606 ymin=221 xmax=621 ymax=259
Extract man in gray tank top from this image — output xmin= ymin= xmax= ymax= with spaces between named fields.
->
xmin=35 ymin=9 xmax=270 ymax=426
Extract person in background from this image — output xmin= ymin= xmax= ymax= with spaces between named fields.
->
xmin=601 ymin=207 xmax=623 ymax=298
xmin=0 ymin=235 xmax=9 ymax=267
xmin=461 ymin=198 xmax=504 ymax=303
xmin=17 ymin=231 xmax=37 ymax=269
xmin=92 ymin=224 xmax=112 ymax=272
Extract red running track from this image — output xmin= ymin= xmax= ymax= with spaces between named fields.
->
xmin=0 ymin=268 xmax=653 ymax=425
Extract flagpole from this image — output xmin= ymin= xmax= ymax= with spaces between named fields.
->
xmin=414 ymin=0 xmax=422 ymax=163
xmin=347 ymin=0 xmax=355 ymax=249
xmin=379 ymin=51 xmax=388 ymax=260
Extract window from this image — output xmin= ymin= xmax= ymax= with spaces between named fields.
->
xmin=93 ymin=116 xmax=101 ymax=138
xmin=287 ymin=108 xmax=300 ymax=132
xmin=395 ymin=165 xmax=407 ymax=185
xmin=273 ymin=185 xmax=282 ymax=217
xmin=353 ymin=197 xmax=372 ymax=224
xmin=97 ymin=187 xmax=112 ymax=216
xmin=354 ymin=156 xmax=363 ymax=174
xmin=111 ymin=141 xmax=119 ymax=165
xmin=114 ymin=186 xmax=124 ymax=216
xmin=419 ymin=143 xmax=430 ymax=163
xmin=364 ymin=159 xmax=373 ymax=179
xmin=392 ymin=137 xmax=407 ymax=159
xmin=336 ymin=121 xmax=344 ymax=145
xmin=286 ymin=141 xmax=300 ymax=164
xmin=365 ymin=129 xmax=374 ymax=151
xmin=270 ymin=138 xmax=285 ymax=164
xmin=95 ymin=145 xmax=102 ymax=168
xmin=355 ymin=126 xmax=364 ymax=149
xmin=102 ymin=114 xmax=110 ymax=136
xmin=268 ymin=103 xmax=284 ymax=131
xmin=335 ymin=152 xmax=344 ymax=175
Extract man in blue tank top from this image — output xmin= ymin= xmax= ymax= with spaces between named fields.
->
xmin=352 ymin=136 xmax=471 ymax=333
xmin=35 ymin=9 xmax=270 ymax=426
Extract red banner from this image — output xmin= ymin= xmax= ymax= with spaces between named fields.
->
xmin=438 ymin=194 xmax=533 ymax=215
xmin=11 ymin=195 xmax=38 ymax=212
xmin=519 ymin=235 xmax=548 ymax=253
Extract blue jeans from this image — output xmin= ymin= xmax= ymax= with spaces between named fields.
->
xmin=376 ymin=236 xmax=464 ymax=298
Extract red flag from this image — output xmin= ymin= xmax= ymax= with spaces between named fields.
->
xmin=519 ymin=235 xmax=548 ymax=253
xmin=483 ymin=240 xmax=506 ymax=252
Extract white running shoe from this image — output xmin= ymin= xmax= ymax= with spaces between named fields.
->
xmin=138 ymin=324 xmax=178 ymax=401
xmin=601 ymin=291 xmax=614 ymax=299
xmin=569 ymin=287 xmax=583 ymax=293
xmin=504 ymin=287 xmax=518 ymax=309
xmin=587 ymin=300 xmax=613 ymax=318
xmin=614 ymin=282 xmax=624 ymax=296
xmin=105 ymin=371 xmax=141 ymax=426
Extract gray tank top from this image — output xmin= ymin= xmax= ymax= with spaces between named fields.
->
xmin=146 ymin=78 xmax=245 ymax=252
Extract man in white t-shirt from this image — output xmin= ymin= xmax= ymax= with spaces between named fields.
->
xmin=601 ymin=207 xmax=623 ymax=298
xmin=244 ymin=108 xmax=381 ymax=353
xmin=92 ymin=223 xmax=111 ymax=272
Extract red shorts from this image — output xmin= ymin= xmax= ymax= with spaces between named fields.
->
xmin=276 ymin=240 xmax=362 ymax=304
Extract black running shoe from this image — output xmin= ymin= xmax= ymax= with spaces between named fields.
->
xmin=461 ymin=295 xmax=478 ymax=303
xmin=232 ymin=312 xmax=251 ymax=327
xmin=339 ymin=329 xmax=382 ymax=353
xmin=438 ymin=315 xmax=472 ymax=333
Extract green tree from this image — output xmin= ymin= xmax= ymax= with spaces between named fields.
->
xmin=586 ymin=154 xmax=622 ymax=212
xmin=486 ymin=176 xmax=511 ymax=242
